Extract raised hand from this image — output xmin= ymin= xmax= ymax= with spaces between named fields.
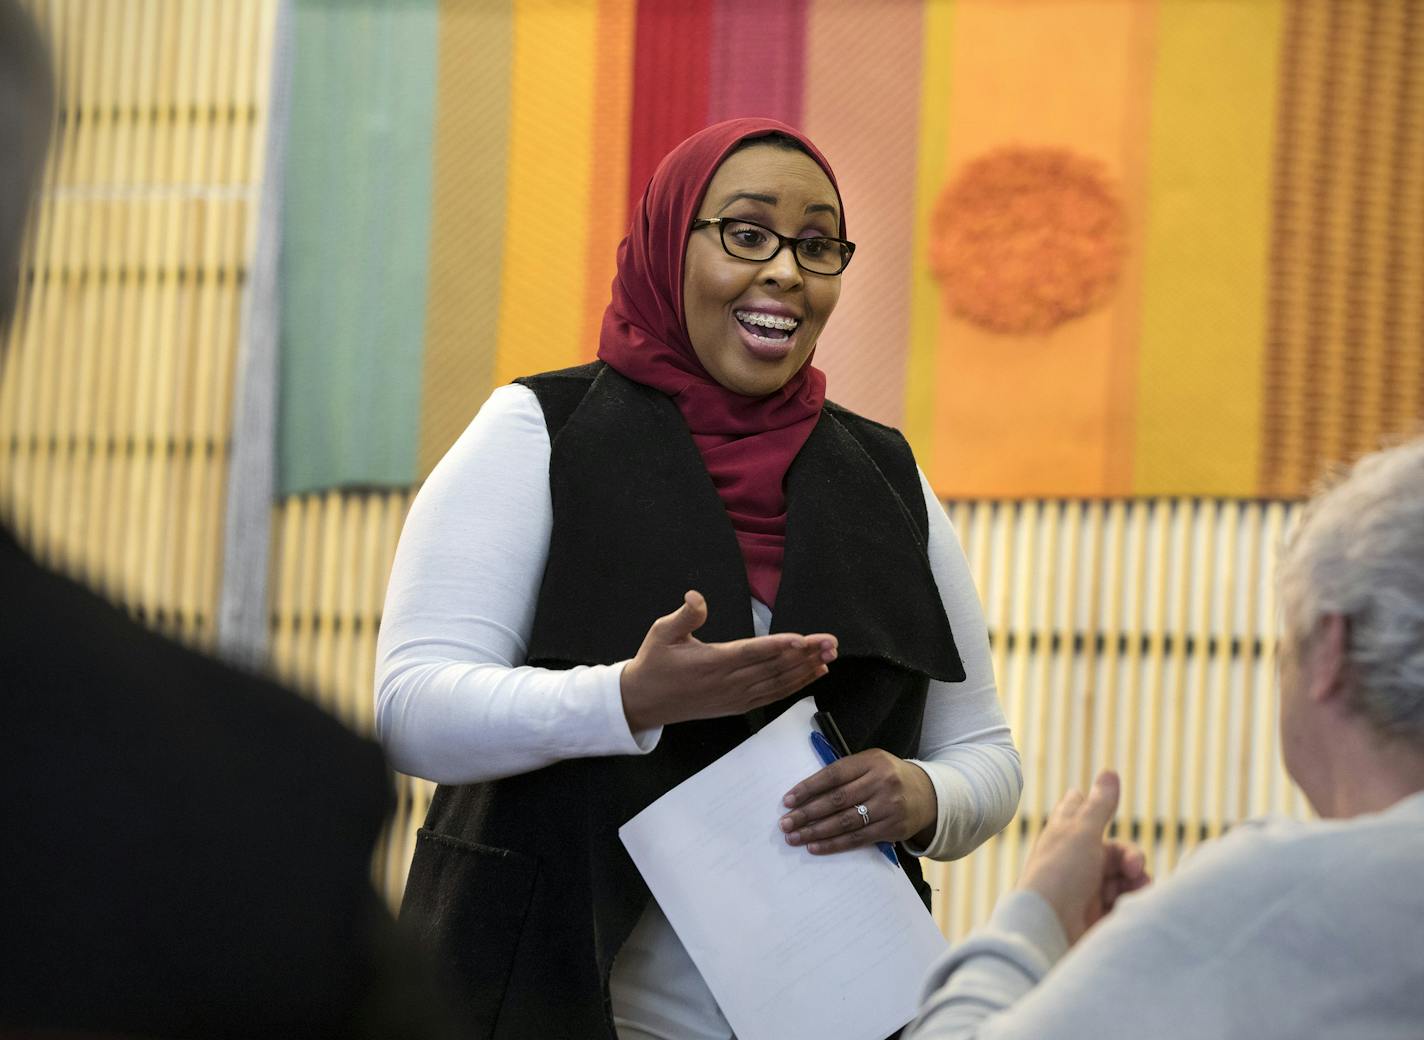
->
xmin=1016 ymin=770 xmax=1152 ymax=946
xmin=779 ymin=749 xmax=938 ymax=853
xmin=619 ymin=590 xmax=837 ymax=732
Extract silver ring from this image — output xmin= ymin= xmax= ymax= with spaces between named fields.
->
xmin=855 ymin=803 xmax=871 ymax=827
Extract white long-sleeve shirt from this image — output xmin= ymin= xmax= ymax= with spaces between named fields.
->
xmin=374 ymin=383 xmax=1022 ymax=1038
xmin=904 ymin=790 xmax=1424 ymax=1039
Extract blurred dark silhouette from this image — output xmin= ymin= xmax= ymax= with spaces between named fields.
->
xmin=0 ymin=4 xmax=450 ymax=1036
xmin=0 ymin=0 xmax=50 ymax=334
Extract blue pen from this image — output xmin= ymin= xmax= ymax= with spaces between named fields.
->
xmin=808 ymin=729 xmax=900 ymax=867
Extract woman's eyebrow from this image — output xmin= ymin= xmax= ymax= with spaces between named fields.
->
xmin=717 ymin=191 xmax=778 ymax=212
xmin=716 ymin=191 xmax=840 ymax=222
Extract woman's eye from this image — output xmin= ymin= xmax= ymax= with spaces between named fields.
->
xmin=799 ymin=238 xmax=830 ymax=258
xmin=728 ymin=224 xmax=770 ymax=248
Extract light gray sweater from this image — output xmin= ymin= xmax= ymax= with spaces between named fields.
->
xmin=905 ymin=790 xmax=1424 ymax=1039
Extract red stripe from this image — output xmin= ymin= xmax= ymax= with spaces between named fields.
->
xmin=626 ymin=0 xmax=715 ymax=216
xmin=708 ymin=0 xmax=807 ymax=127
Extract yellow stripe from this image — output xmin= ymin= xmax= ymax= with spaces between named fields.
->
xmin=903 ymin=0 xmax=955 ymax=474
xmin=493 ymin=0 xmax=598 ymax=386
xmin=1134 ymin=0 xmax=1284 ymax=495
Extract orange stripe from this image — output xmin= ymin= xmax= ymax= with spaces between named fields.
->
xmin=577 ymin=0 xmax=636 ymax=362
xmin=928 ymin=0 xmax=1156 ymax=498
xmin=417 ymin=0 xmax=515 ymax=477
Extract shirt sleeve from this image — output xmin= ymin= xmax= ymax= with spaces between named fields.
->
xmin=373 ymin=383 xmax=662 ymax=785
xmin=901 ymin=827 xmax=1295 ymax=1039
xmin=903 ymin=467 xmax=1023 ymax=860
xmin=905 ymin=890 xmax=1069 ymax=1039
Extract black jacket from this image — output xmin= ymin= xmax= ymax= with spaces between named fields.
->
xmin=0 ymin=521 xmax=453 ymax=1039
xmin=400 ymin=363 xmax=963 ymax=1039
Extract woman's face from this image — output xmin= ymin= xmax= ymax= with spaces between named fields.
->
xmin=682 ymin=143 xmax=843 ymax=397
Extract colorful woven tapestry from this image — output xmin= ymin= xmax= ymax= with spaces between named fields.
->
xmin=277 ymin=0 xmax=1424 ymax=499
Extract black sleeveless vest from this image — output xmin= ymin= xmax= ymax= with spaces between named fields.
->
xmin=399 ymin=363 xmax=964 ymax=1039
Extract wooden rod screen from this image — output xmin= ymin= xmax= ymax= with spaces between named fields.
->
xmin=0 ymin=0 xmax=1310 ymax=939
xmin=266 ymin=493 xmax=1307 ymax=929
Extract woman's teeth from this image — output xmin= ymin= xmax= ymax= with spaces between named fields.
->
xmin=735 ymin=311 xmax=799 ymax=343
xmin=735 ymin=310 xmax=799 ymax=333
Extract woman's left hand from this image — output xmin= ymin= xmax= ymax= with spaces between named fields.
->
xmin=779 ymin=750 xmax=938 ymax=854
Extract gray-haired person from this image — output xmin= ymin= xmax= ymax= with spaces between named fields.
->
xmin=906 ymin=435 xmax=1424 ymax=1039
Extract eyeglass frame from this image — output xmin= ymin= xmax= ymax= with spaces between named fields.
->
xmin=689 ymin=216 xmax=856 ymax=275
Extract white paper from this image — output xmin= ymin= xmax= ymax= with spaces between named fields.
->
xmin=619 ymin=696 xmax=949 ymax=1040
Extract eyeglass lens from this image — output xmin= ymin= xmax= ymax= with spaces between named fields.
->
xmin=719 ymin=219 xmax=850 ymax=275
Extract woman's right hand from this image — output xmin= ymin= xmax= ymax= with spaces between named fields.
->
xmin=619 ymin=590 xmax=837 ymax=732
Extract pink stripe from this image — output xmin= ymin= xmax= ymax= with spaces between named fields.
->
xmin=801 ymin=0 xmax=923 ymax=427
xmin=707 ymin=0 xmax=807 ymax=126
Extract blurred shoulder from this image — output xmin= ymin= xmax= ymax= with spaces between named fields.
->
xmin=0 ymin=525 xmax=406 ymax=1033
xmin=0 ymin=526 xmax=389 ymax=818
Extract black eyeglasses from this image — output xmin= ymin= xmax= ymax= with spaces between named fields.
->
xmin=690 ymin=217 xmax=855 ymax=276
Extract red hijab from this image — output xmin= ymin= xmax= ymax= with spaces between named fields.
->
xmin=597 ymin=118 xmax=845 ymax=608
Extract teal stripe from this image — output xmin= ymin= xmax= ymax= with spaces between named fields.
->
xmin=279 ymin=0 xmax=439 ymax=494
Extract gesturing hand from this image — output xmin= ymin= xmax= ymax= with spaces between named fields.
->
xmin=619 ymin=590 xmax=838 ymax=732
xmin=779 ymin=749 xmax=938 ymax=853
xmin=1017 ymin=770 xmax=1152 ymax=946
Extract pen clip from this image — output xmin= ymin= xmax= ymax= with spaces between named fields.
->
xmin=813 ymin=710 xmax=853 ymax=759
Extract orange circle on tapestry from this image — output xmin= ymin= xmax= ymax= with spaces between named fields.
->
xmin=929 ymin=147 xmax=1126 ymax=334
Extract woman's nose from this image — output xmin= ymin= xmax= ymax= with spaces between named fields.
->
xmin=758 ymin=242 xmax=803 ymax=287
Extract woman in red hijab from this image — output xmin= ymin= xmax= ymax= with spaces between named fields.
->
xmin=377 ymin=119 xmax=1020 ymax=1038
